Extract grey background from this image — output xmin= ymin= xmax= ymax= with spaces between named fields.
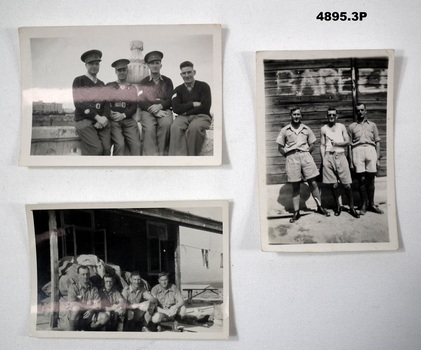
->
xmin=1 ymin=0 xmax=421 ymax=349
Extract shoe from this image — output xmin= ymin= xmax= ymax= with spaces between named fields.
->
xmin=349 ymin=208 xmax=360 ymax=218
xmin=141 ymin=326 xmax=151 ymax=332
xmin=316 ymin=206 xmax=330 ymax=217
xmin=360 ymin=204 xmax=367 ymax=215
xmin=334 ymin=206 xmax=342 ymax=216
xmin=289 ymin=211 xmax=300 ymax=223
xmin=368 ymin=204 xmax=384 ymax=214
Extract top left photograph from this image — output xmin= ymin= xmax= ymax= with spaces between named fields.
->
xmin=19 ymin=24 xmax=222 ymax=166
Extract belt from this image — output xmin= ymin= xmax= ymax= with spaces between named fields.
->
xmin=326 ymin=151 xmax=345 ymax=155
xmin=112 ymin=102 xmax=127 ymax=108
xmin=286 ymin=149 xmax=307 ymax=156
xmin=353 ymin=143 xmax=375 ymax=148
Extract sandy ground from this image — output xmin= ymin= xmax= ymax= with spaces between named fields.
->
xmin=268 ymin=203 xmax=389 ymax=244
xmin=36 ymin=290 xmax=224 ymax=334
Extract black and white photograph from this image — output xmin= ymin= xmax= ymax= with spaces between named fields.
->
xmin=27 ymin=201 xmax=229 ymax=339
xmin=19 ymin=25 xmax=222 ymax=166
xmin=256 ymin=50 xmax=398 ymax=252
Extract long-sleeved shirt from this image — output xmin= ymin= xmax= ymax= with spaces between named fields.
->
xmin=104 ymin=82 xmax=138 ymax=119
xmin=171 ymin=80 xmax=212 ymax=117
xmin=72 ymin=75 xmax=110 ymax=122
xmin=138 ymin=75 xmax=173 ymax=111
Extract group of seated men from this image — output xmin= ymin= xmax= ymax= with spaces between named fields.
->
xmin=276 ymin=103 xmax=384 ymax=223
xmin=66 ymin=266 xmax=187 ymax=332
xmin=73 ymin=49 xmax=212 ymax=157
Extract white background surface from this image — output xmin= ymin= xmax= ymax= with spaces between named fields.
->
xmin=1 ymin=0 xmax=421 ymax=349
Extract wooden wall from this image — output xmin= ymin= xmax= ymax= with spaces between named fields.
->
xmin=264 ymin=57 xmax=389 ymax=185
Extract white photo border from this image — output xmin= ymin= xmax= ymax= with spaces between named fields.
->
xmin=19 ymin=24 xmax=222 ymax=166
xmin=27 ymin=200 xmax=230 ymax=339
xmin=256 ymin=49 xmax=398 ymax=252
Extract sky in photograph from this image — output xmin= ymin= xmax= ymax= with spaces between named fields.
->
xmin=28 ymin=27 xmax=215 ymax=109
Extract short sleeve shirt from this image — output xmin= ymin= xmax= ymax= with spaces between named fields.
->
xmin=121 ymin=285 xmax=148 ymax=305
xmin=150 ymin=284 xmax=183 ymax=309
xmin=67 ymin=281 xmax=100 ymax=306
xmin=276 ymin=123 xmax=316 ymax=153
xmin=99 ymin=287 xmax=125 ymax=308
xmin=348 ymin=119 xmax=380 ymax=147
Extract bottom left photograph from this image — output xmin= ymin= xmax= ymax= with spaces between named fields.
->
xmin=26 ymin=200 xmax=229 ymax=340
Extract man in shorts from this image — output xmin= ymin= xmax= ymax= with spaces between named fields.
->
xmin=276 ymin=107 xmax=330 ymax=223
xmin=320 ymin=108 xmax=359 ymax=218
xmin=348 ymin=103 xmax=383 ymax=215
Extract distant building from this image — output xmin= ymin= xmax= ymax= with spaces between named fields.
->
xmin=33 ymin=101 xmax=64 ymax=115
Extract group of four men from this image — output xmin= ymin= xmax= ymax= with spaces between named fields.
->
xmin=72 ymin=49 xmax=212 ymax=156
xmin=67 ymin=267 xmax=186 ymax=332
xmin=276 ymin=104 xmax=384 ymax=223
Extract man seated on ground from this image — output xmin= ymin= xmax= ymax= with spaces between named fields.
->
xmin=150 ymin=272 xmax=186 ymax=330
xmin=67 ymin=265 xmax=110 ymax=331
xmin=121 ymin=271 xmax=160 ymax=332
xmin=98 ymin=273 xmax=125 ymax=331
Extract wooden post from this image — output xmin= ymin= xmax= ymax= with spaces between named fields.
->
xmin=351 ymin=58 xmax=358 ymax=122
xmin=174 ymin=226 xmax=181 ymax=291
xmin=48 ymin=210 xmax=59 ymax=329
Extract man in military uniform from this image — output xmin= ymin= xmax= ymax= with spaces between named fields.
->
xmin=169 ymin=61 xmax=212 ymax=156
xmin=348 ymin=103 xmax=384 ymax=215
xmin=67 ymin=265 xmax=109 ymax=331
xmin=121 ymin=271 xmax=160 ymax=332
xmin=98 ymin=273 xmax=126 ymax=331
xmin=276 ymin=107 xmax=330 ymax=223
xmin=106 ymin=59 xmax=141 ymax=156
xmin=150 ymin=272 xmax=186 ymax=331
xmin=138 ymin=51 xmax=173 ymax=156
xmin=72 ymin=49 xmax=111 ymax=155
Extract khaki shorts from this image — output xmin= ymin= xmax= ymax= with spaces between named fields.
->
xmin=322 ymin=152 xmax=352 ymax=184
xmin=286 ymin=151 xmax=319 ymax=182
xmin=352 ymin=145 xmax=377 ymax=173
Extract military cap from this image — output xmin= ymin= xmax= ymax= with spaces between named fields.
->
xmin=144 ymin=51 xmax=163 ymax=64
xmin=81 ymin=49 xmax=102 ymax=63
xmin=111 ymin=58 xmax=130 ymax=69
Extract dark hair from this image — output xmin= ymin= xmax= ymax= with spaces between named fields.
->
xmin=77 ymin=265 xmax=89 ymax=274
xmin=158 ymin=271 xmax=170 ymax=278
xmin=356 ymin=102 xmax=366 ymax=109
xmin=103 ymin=273 xmax=114 ymax=280
xmin=326 ymin=107 xmax=337 ymax=114
xmin=290 ymin=107 xmax=301 ymax=115
xmin=180 ymin=61 xmax=194 ymax=70
xmin=131 ymin=271 xmax=141 ymax=278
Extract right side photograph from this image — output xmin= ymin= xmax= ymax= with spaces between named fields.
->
xmin=256 ymin=50 xmax=398 ymax=252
